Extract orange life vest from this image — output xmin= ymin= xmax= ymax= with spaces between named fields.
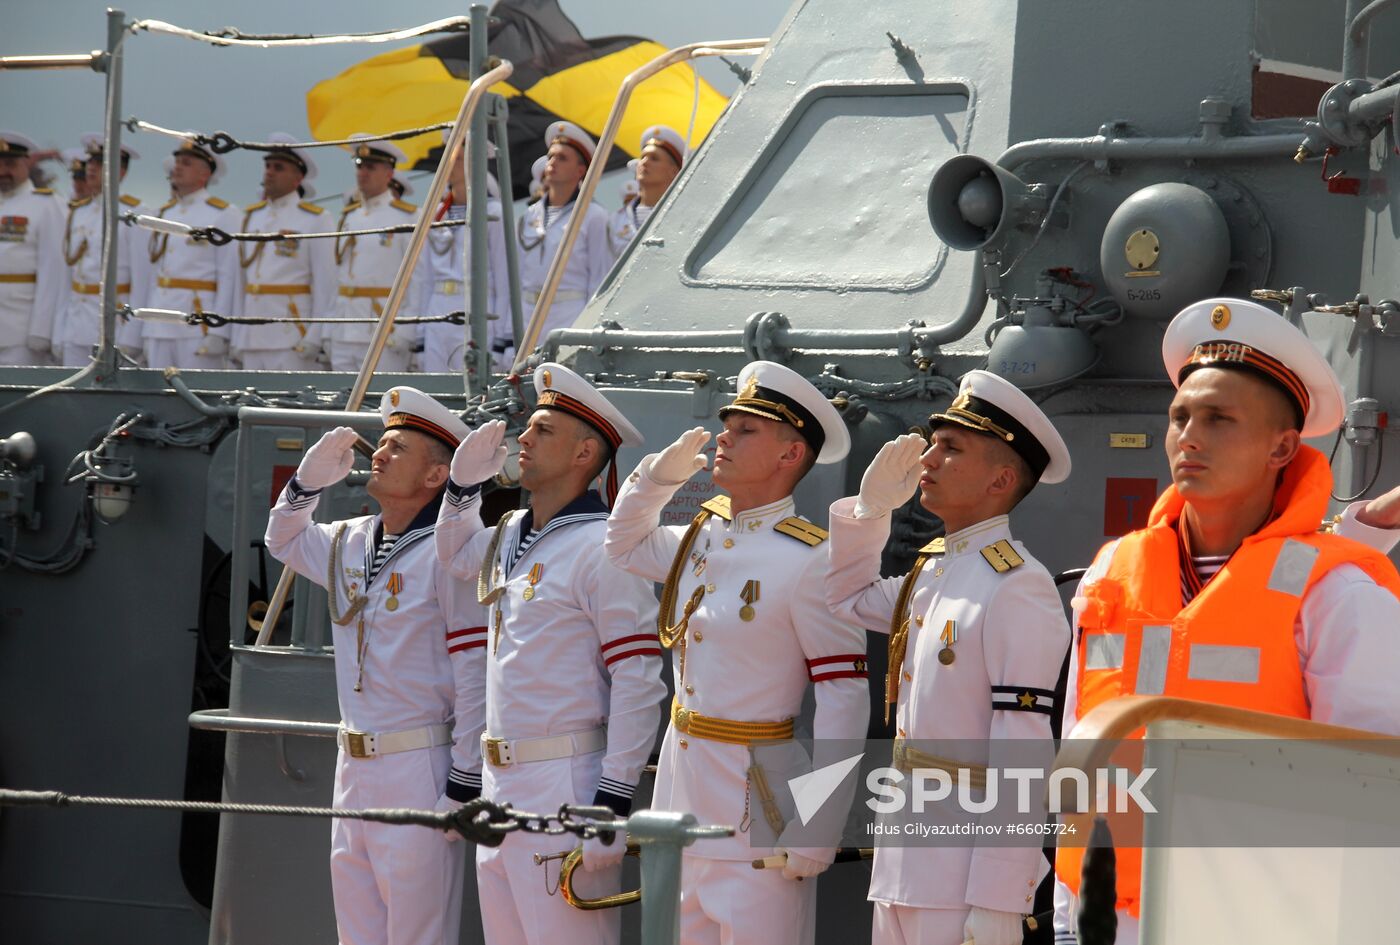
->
xmin=1056 ymin=446 xmax=1400 ymax=915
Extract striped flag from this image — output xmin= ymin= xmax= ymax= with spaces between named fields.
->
xmin=306 ymin=0 xmax=731 ymax=198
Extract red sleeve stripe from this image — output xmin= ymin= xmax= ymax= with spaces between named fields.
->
xmin=806 ymin=654 xmax=866 ymax=669
xmin=810 ymin=669 xmax=868 ymax=682
xmin=604 ymin=646 xmax=663 ymax=667
xmin=601 ymin=633 xmax=661 ymax=652
xmin=449 ymin=639 xmax=488 ymax=654
xmin=447 ymin=627 xmax=488 ymax=641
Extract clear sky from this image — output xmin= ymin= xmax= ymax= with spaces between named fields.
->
xmin=0 ymin=0 xmax=787 ymax=209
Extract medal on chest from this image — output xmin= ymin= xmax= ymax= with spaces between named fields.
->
xmin=385 ymin=572 xmax=403 ymax=611
xmin=739 ymin=579 xmax=760 ymax=622
xmin=938 ymin=619 xmax=958 ymax=665
xmin=522 ymin=562 xmax=543 ymax=601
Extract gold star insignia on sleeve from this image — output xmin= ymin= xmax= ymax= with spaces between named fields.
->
xmin=1017 ymin=691 xmax=1037 ymax=708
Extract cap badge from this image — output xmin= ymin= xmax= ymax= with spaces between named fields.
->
xmin=739 ymin=373 xmax=759 ymax=400
xmin=542 ymin=369 xmax=552 ymax=387
xmin=950 ymin=390 xmax=972 ymax=411
xmin=0 ymin=141 xmax=9 ymax=153
xmin=1211 ymin=304 xmax=1231 ymax=330
xmin=390 ymin=389 xmax=400 ymax=407
xmin=356 ymin=145 xmax=371 ymax=159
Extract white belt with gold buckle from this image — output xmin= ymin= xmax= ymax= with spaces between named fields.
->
xmin=338 ymin=723 xmax=451 ymax=759
xmin=481 ymin=727 xmax=606 ymax=767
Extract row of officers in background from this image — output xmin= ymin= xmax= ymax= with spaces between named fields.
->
xmin=0 ymin=120 xmax=685 ymax=371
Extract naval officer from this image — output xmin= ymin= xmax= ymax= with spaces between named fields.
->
xmin=826 ymin=370 xmax=1073 ymax=945
xmin=0 ymin=130 xmax=67 ymax=365
xmin=265 ymin=387 xmax=488 ymax=945
xmin=434 ymin=364 xmax=666 ymax=945
xmin=1053 ymin=298 xmax=1400 ymax=944
xmin=605 ymin=361 xmax=871 ymax=945
xmin=231 ymin=133 xmax=334 ymax=371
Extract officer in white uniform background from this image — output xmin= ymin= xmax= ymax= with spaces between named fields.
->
xmin=61 ymin=147 xmax=91 ymax=202
xmin=266 ymin=386 xmax=488 ymax=945
xmin=605 ymin=361 xmax=871 ymax=945
xmin=433 ymin=363 xmax=665 ymax=945
xmin=54 ymin=134 xmax=147 ymax=366
xmin=513 ymin=122 xmax=613 ymax=364
xmin=607 ymin=125 xmax=685 ymax=255
xmin=140 ymin=138 xmax=239 ymax=370
xmin=420 ymin=133 xmax=509 ymax=374
xmin=329 ymin=135 xmax=425 ymax=373
xmin=231 ymin=133 xmax=334 ymax=371
xmin=826 ymin=370 xmax=1073 ymax=945
xmin=0 ymin=130 xmax=67 ymax=365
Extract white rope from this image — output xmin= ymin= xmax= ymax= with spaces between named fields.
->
xmin=130 ymin=16 xmax=470 ymax=48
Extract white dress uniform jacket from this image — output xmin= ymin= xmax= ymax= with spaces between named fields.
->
xmin=140 ymin=188 xmax=240 ymax=369
xmin=605 ymin=200 xmax=652 ymax=258
xmin=515 ymin=197 xmax=613 ymax=357
xmin=265 ymin=479 xmax=488 ymax=945
xmin=56 ymin=193 xmax=149 ymax=366
xmin=232 ymin=192 xmax=335 ymax=369
xmin=435 ymin=484 xmax=666 ymax=945
xmin=419 ymin=196 xmax=509 ymax=374
xmin=605 ymin=459 xmax=870 ymax=945
xmin=0 ymin=180 xmax=67 ymax=363
xmin=826 ymin=502 xmax=1069 ymax=920
xmin=1051 ymin=502 xmax=1400 ymax=945
xmin=330 ymin=191 xmax=426 ymax=373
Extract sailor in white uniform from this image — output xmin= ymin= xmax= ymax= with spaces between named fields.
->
xmin=607 ymin=126 xmax=685 ymax=255
xmin=265 ymin=386 xmax=487 ymax=945
xmin=512 ymin=122 xmax=612 ymax=364
xmin=328 ymin=135 xmax=425 ymax=373
xmin=826 ymin=370 xmax=1073 ymax=945
xmin=55 ymin=134 xmax=148 ymax=366
xmin=140 ymin=138 xmax=240 ymax=370
xmin=0 ymin=130 xmax=68 ymax=365
xmin=419 ymin=134 xmax=508 ymax=375
xmin=60 ymin=147 xmax=91 ymax=202
xmin=231 ymin=133 xmax=334 ymax=371
xmin=434 ymin=363 xmax=666 ymax=945
xmin=528 ymin=155 xmax=547 ymax=203
xmin=605 ymin=361 xmax=871 ymax=945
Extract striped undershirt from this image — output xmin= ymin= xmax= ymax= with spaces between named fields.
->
xmin=1182 ymin=554 xmax=1229 ymax=604
xmin=506 ymin=528 xmax=541 ymax=572
xmin=368 ymin=533 xmax=399 ymax=583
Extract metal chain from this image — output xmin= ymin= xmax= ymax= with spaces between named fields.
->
xmin=130 ymin=16 xmax=471 ymax=48
xmin=192 ymin=219 xmax=463 ymax=247
xmin=125 ymin=308 xmax=466 ymax=329
xmin=126 ymin=118 xmax=456 ymax=154
xmin=0 ymin=789 xmax=619 ymax=848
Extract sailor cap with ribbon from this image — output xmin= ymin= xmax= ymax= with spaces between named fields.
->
xmin=0 ymin=131 xmax=38 ymax=158
xmin=534 ymin=362 xmax=644 ymax=502
xmin=379 ymin=386 xmax=470 ymax=451
xmin=639 ymin=124 xmax=686 ymax=166
xmin=347 ymin=133 xmax=406 ymax=168
xmin=719 ymin=361 xmax=851 ymax=465
xmin=1162 ymin=297 xmax=1344 ymax=438
xmin=261 ymin=132 xmax=317 ymax=180
xmin=80 ymin=132 xmax=140 ymax=162
xmin=171 ymin=137 xmax=225 ymax=185
xmin=545 ymin=121 xmax=596 ymax=165
xmin=929 ymin=369 xmax=1071 ymax=485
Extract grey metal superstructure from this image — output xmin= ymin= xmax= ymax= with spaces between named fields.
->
xmin=3 ymin=0 xmax=1400 ymax=942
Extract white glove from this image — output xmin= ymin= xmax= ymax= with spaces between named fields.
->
xmin=295 ymin=426 xmax=359 ymax=489
xmin=435 ymin=794 xmax=465 ymax=843
xmin=26 ymin=335 xmax=50 ymax=355
xmin=853 ymin=433 xmax=925 ymax=519
xmin=777 ymin=847 xmax=829 ymax=881
xmin=963 ymin=906 xmax=1023 ymax=945
xmin=450 ymin=419 xmax=507 ymax=486
xmin=579 ymin=832 xmax=627 ymax=872
xmin=196 ymin=334 xmax=228 ymax=358
xmin=649 ymin=427 xmax=711 ymax=485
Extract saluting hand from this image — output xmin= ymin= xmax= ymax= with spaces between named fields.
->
xmin=650 ymin=427 xmax=712 ymax=485
xmin=450 ymin=419 xmax=508 ymax=487
xmin=295 ymin=426 xmax=359 ymax=490
xmin=854 ymin=433 xmax=926 ymax=519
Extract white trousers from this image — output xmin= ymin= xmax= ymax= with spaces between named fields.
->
xmin=419 ymin=338 xmax=465 ymax=375
xmin=61 ymin=342 xmax=93 ymax=367
xmin=330 ymin=745 xmax=465 ymax=945
xmin=240 ymin=349 xmax=323 ymax=371
xmin=872 ymin=902 xmax=970 ymax=945
xmin=330 ymin=339 xmax=412 ymax=374
xmin=678 ymin=855 xmax=816 ymax=945
xmin=144 ymin=337 xmax=227 ymax=370
xmin=476 ymin=828 xmax=622 ymax=945
xmin=0 ymin=344 xmax=48 ymax=366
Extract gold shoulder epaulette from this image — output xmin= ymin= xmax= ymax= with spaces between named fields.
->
xmin=775 ymin=516 xmax=828 ymax=546
xmin=980 ymin=539 xmax=1025 ymax=573
xmin=159 ymin=197 xmax=178 ymax=212
xmin=391 ymin=198 xmax=417 ymax=213
xmin=206 ymin=195 xmax=230 ymax=209
xmin=69 ymin=195 xmax=93 ymax=209
xmin=119 ymin=193 xmax=140 ymax=207
xmin=920 ymin=536 xmax=946 ymax=555
xmin=244 ymin=199 xmax=267 ymax=213
xmin=341 ymin=198 xmax=362 ymax=214
xmin=700 ymin=495 xmax=732 ymax=521
xmin=299 ymin=200 xmax=325 ymax=215
xmin=34 ymin=187 xmax=54 ymax=195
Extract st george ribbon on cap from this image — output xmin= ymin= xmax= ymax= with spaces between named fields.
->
xmin=640 ymin=125 xmax=686 ymax=167
xmin=1162 ymin=297 xmax=1344 ymax=438
xmin=929 ymin=369 xmax=1071 ymax=485
xmin=533 ymin=362 xmax=644 ymax=504
xmin=546 ymin=121 xmax=596 ymax=165
xmin=379 ymin=386 xmax=470 ymax=451
xmin=719 ymin=361 xmax=851 ymax=464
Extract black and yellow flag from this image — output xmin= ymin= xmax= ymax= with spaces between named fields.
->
xmin=307 ymin=0 xmax=729 ymax=199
